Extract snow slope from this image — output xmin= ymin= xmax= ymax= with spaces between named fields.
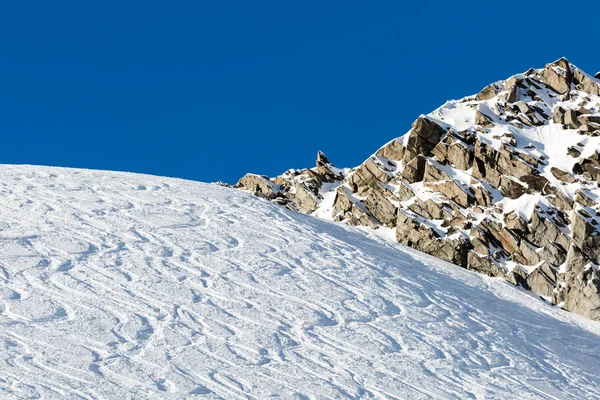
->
xmin=0 ymin=165 xmax=599 ymax=400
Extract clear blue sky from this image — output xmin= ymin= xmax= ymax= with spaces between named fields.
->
xmin=1 ymin=1 xmax=598 ymax=183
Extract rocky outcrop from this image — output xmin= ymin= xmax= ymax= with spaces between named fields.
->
xmin=231 ymin=58 xmax=600 ymax=321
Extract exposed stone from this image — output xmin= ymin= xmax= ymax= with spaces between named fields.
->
xmin=348 ymin=158 xmax=391 ymax=194
xmin=504 ymin=211 xmax=528 ymax=233
xmin=376 ymin=139 xmax=405 ymax=160
xmin=425 ymin=180 xmax=473 ymax=208
xmin=499 ymin=176 xmax=528 ymax=199
xmin=472 ymin=182 xmax=494 ymax=207
xmin=575 ymin=189 xmax=598 ymax=208
xmin=563 ymin=244 xmax=600 ymax=321
xmin=294 ymin=183 xmax=319 ymax=213
xmin=567 ymin=146 xmax=581 ymax=157
xmin=432 ymin=135 xmax=472 ymax=170
xmin=473 ymin=139 xmax=501 ymax=188
xmin=423 ymin=161 xmax=450 ymax=183
xmin=364 ymin=184 xmax=398 ymax=227
xmin=401 ymin=156 xmax=426 ymax=183
xmin=526 ymin=268 xmax=555 ymax=298
xmin=403 ymin=117 xmax=447 ymax=162
xmin=236 ymin=174 xmax=280 ymax=200
xmin=232 ymin=58 xmax=600 ymax=322
xmin=474 ymin=110 xmax=494 ymax=128
xmin=396 ymin=211 xmax=467 ymax=267
xmin=551 ymin=167 xmax=576 ymax=184
xmin=539 ymin=58 xmax=573 ymax=94
xmin=573 ymin=68 xmax=600 ymax=96
xmin=476 ymin=84 xmax=499 ymax=100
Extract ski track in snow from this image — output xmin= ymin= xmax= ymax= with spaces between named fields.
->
xmin=0 ymin=165 xmax=599 ymax=399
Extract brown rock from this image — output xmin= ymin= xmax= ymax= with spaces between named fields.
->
xmin=236 ymin=174 xmax=280 ymax=200
xmin=539 ymin=58 xmax=573 ymax=94
xmin=376 ymin=139 xmax=405 ymax=160
xmin=403 ymin=117 xmax=447 ymax=162
xmin=551 ymin=167 xmax=576 ymax=184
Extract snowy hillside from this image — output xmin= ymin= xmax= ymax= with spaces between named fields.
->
xmin=0 ymin=165 xmax=599 ymax=399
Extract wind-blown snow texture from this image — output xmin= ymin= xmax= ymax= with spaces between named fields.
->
xmin=0 ymin=165 xmax=599 ymax=399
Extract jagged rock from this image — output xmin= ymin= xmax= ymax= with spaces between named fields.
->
xmin=573 ymin=151 xmax=600 ymax=181
xmin=431 ymin=135 xmax=472 ymax=170
xmin=423 ymin=160 xmax=450 ymax=183
xmin=294 ymin=183 xmax=319 ymax=213
xmin=551 ymin=167 xmax=576 ymax=184
xmin=539 ymin=58 xmax=573 ymax=94
xmin=573 ymin=68 xmax=600 ymax=96
xmin=397 ymin=182 xmax=417 ymax=202
xmin=236 ymin=174 xmax=279 ymax=199
xmin=474 ymin=110 xmax=494 ymax=128
xmin=476 ymin=84 xmax=499 ymax=101
xmin=315 ymin=151 xmax=342 ymax=180
xmin=502 ymin=77 xmax=520 ymax=103
xmin=572 ymin=211 xmax=600 ymax=264
xmin=473 ymin=139 xmax=502 ymax=187
xmin=232 ymin=58 xmax=600 ymax=321
xmin=542 ymin=184 xmax=574 ymax=211
xmin=332 ymin=186 xmax=353 ymax=217
xmin=471 ymin=182 xmax=494 ymax=207
xmin=401 ymin=156 xmax=426 ymax=183
xmin=578 ymin=114 xmax=600 ymax=135
xmin=526 ymin=267 xmax=556 ymax=298
xmin=563 ymin=244 xmax=600 ymax=320
xmin=567 ymin=146 xmax=581 ymax=157
xmin=504 ymin=211 xmax=528 ymax=233
xmin=499 ymin=176 xmax=528 ymax=199
xmin=553 ymin=106 xmax=580 ymax=129
xmin=469 ymin=253 xmax=504 ymax=277
xmin=396 ymin=211 xmax=467 ymax=267
xmin=348 ymin=157 xmax=391 ymax=194
xmin=376 ymin=139 xmax=405 ymax=160
xmin=403 ymin=117 xmax=447 ymax=162
xmin=526 ymin=209 xmax=570 ymax=251
xmin=364 ymin=184 xmax=398 ymax=227
xmin=425 ymin=180 xmax=472 ymax=208
xmin=575 ymin=189 xmax=598 ymax=208
xmin=497 ymin=145 xmax=538 ymax=181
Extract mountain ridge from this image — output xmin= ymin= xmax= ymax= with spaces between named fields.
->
xmin=232 ymin=57 xmax=600 ymax=321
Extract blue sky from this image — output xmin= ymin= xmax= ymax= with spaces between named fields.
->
xmin=1 ymin=1 xmax=598 ymax=183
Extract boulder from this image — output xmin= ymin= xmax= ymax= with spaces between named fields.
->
xmin=573 ymin=68 xmax=600 ymax=96
xmin=431 ymin=135 xmax=473 ymax=170
xmin=473 ymin=139 xmax=502 ymax=188
xmin=539 ymin=58 xmax=573 ymax=94
xmin=364 ymin=184 xmax=398 ymax=227
xmin=551 ymin=167 xmax=576 ymax=184
xmin=403 ymin=117 xmax=447 ymax=162
xmin=376 ymin=139 xmax=405 ymax=160
xmin=294 ymin=183 xmax=319 ymax=213
xmin=474 ymin=110 xmax=495 ymax=128
xmin=476 ymin=84 xmax=499 ymax=101
xmin=236 ymin=174 xmax=280 ymax=200
xmin=563 ymin=244 xmax=600 ymax=321
xmin=401 ymin=156 xmax=426 ymax=183
xmin=499 ymin=176 xmax=528 ymax=199
xmin=425 ymin=180 xmax=473 ymax=208
xmin=396 ymin=211 xmax=467 ymax=267
xmin=348 ymin=158 xmax=391 ymax=194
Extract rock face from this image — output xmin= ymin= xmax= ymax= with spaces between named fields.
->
xmin=232 ymin=58 xmax=600 ymax=321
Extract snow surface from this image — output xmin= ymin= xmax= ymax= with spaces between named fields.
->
xmin=0 ymin=165 xmax=599 ymax=399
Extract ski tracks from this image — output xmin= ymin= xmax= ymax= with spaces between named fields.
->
xmin=0 ymin=165 xmax=599 ymax=399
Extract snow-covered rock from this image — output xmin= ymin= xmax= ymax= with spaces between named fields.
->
xmin=233 ymin=58 xmax=600 ymax=321
xmin=1 ymin=165 xmax=600 ymax=398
